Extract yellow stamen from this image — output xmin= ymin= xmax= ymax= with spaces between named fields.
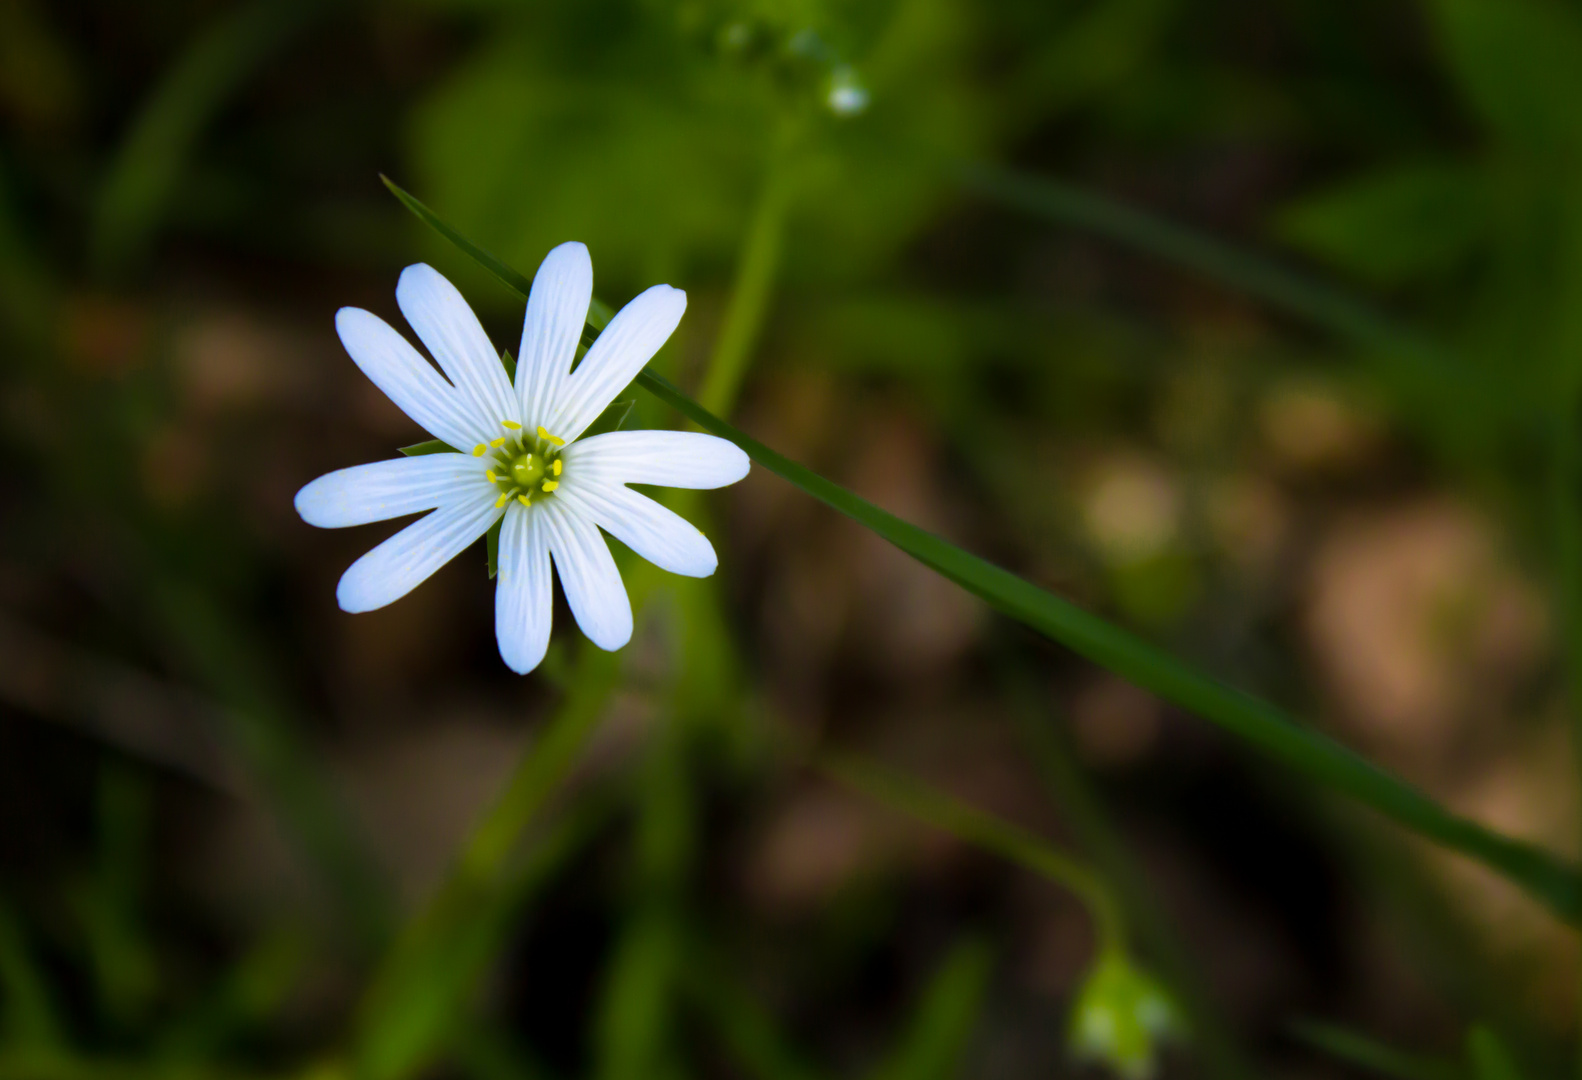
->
xmin=472 ymin=444 xmax=487 ymax=457
xmin=517 ymin=494 xmax=532 ymax=507
xmin=501 ymin=420 xmax=522 ymax=430
xmin=537 ymin=425 xmax=565 ymax=447
xmin=490 ymin=437 xmax=507 ymax=447
xmin=485 ymin=469 xmax=498 ymax=483
xmin=551 ymin=459 xmax=563 ymax=476
xmin=494 ymin=492 xmax=511 ymax=508
xmin=540 ymin=480 xmax=559 ymax=493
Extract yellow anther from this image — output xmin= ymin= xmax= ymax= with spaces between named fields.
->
xmin=472 ymin=444 xmax=487 ymax=457
xmin=485 ymin=469 xmax=498 ymax=483
xmin=501 ymin=420 xmax=522 ymax=430
xmin=494 ymin=492 xmax=511 ymax=508
xmin=517 ymin=494 xmax=532 ymax=507
xmin=490 ymin=437 xmax=507 ymax=447
xmin=551 ymin=459 xmax=563 ymax=476
xmin=537 ymin=425 xmax=565 ymax=447
xmin=540 ymin=480 xmax=559 ymax=493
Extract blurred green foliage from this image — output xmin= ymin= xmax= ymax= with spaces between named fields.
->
xmin=5 ymin=0 xmax=1582 ymax=1077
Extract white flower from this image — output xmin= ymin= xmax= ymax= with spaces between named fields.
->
xmin=294 ymin=243 xmax=750 ymax=673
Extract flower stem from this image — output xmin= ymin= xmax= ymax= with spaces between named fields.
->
xmin=697 ymin=123 xmax=801 ymax=417
xmin=818 ymin=751 xmax=1127 ymax=954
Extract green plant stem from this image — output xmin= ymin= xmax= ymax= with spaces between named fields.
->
xmin=819 ymin=752 xmax=1126 ymax=952
xmin=381 ymin=176 xmax=1582 ymax=927
xmin=698 ymin=145 xmax=797 ymax=415
xmin=997 ymin=656 xmax=1251 ymax=1080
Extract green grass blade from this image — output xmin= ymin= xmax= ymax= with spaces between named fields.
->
xmin=959 ymin=163 xmax=1450 ymax=371
xmin=381 ymin=179 xmax=1582 ymax=927
xmin=865 ymin=938 xmax=994 ymax=1080
xmin=1289 ymin=1019 xmax=1463 ymax=1080
xmin=91 ymin=0 xmax=322 ymax=278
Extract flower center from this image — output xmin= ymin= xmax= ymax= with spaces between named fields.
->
xmin=472 ymin=422 xmax=566 ymax=508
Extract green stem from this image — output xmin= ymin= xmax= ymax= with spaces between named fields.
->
xmin=996 ymin=655 xmax=1251 ymax=1080
xmin=455 ymin=646 xmax=619 ymax=884
xmin=818 ymin=752 xmax=1127 ymax=953
xmin=698 ymin=150 xmax=797 ymax=416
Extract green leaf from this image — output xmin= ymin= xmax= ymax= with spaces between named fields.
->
xmin=485 ymin=517 xmax=502 ymax=580
xmin=1275 ymin=161 xmax=1488 ymax=287
xmin=1465 ymin=1026 xmax=1523 ymax=1080
xmin=1425 ymin=0 xmax=1582 ymax=151
xmin=1289 ymin=1018 xmax=1463 ymax=1080
xmin=398 ymin=440 xmax=460 ymax=457
xmin=382 ymin=177 xmax=1582 ymax=927
xmin=582 ymin=398 xmax=636 ymax=439
xmin=500 ymin=348 xmax=515 ymax=381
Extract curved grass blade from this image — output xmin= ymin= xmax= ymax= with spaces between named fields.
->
xmin=380 ymin=177 xmax=1582 ymax=927
xmin=1288 ymin=1019 xmax=1463 ymax=1080
xmin=958 ymin=162 xmax=1450 ymax=371
xmin=91 ymin=0 xmax=323 ymax=278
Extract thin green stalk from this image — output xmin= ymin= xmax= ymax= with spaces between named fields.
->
xmin=997 ymin=655 xmax=1251 ymax=1080
xmin=1287 ymin=1019 xmax=1463 ymax=1080
xmin=380 ymin=176 xmax=1582 ymax=927
xmin=819 ymin=752 xmax=1126 ymax=952
xmin=698 ymin=146 xmax=797 ymax=415
xmin=957 ymin=162 xmax=1450 ymax=373
xmin=351 ymin=645 xmax=619 ymax=1080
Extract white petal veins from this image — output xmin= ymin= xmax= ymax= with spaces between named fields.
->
xmin=517 ymin=242 xmax=593 ymax=433
xmin=397 ymin=263 xmax=519 ymax=437
xmin=539 ymin=499 xmax=633 ymax=651
xmin=295 ymin=454 xmax=494 ymax=528
xmin=335 ymin=308 xmax=491 ymax=451
xmin=559 ymin=431 xmax=750 ymax=490
xmin=547 ymin=284 xmax=686 ymax=443
xmin=555 ymin=479 xmax=717 ymax=578
xmin=494 ymin=501 xmax=554 ymax=674
xmin=335 ymin=492 xmax=503 ymax=613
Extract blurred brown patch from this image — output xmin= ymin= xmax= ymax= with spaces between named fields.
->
xmin=1305 ymin=499 xmax=1546 ymax=769
xmin=1068 ymin=674 xmax=1162 ymax=769
xmin=1258 ymin=379 xmax=1382 ymax=474
xmin=61 ymin=294 xmax=148 ymax=377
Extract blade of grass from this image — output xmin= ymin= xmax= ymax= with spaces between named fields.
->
xmin=821 ymin=753 xmax=1124 ymax=951
xmin=864 ymin=938 xmax=994 ymax=1080
xmin=1289 ymin=1019 xmax=1463 ymax=1080
xmin=352 ymin=644 xmax=620 ymax=1080
xmin=90 ymin=0 xmax=324 ymax=278
xmin=380 ymin=177 xmax=1582 ymax=927
xmin=957 ymin=163 xmax=1449 ymax=371
xmin=683 ymin=956 xmax=829 ymax=1080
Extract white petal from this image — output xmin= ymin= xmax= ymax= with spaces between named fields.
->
xmin=336 ymin=308 xmax=490 ymax=451
xmin=336 ymin=493 xmax=503 ymax=613
xmin=517 ymin=242 xmax=592 ymax=432
xmin=559 ymin=431 xmax=750 ymax=490
xmin=397 ymin=263 xmax=519 ymax=437
xmin=540 ymin=499 xmax=632 ymax=651
xmin=495 ymin=501 xmax=553 ymax=674
xmin=296 ymin=454 xmax=493 ymax=528
xmin=546 ymin=284 xmax=685 ymax=443
xmin=556 ymin=479 xmax=718 ymax=578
